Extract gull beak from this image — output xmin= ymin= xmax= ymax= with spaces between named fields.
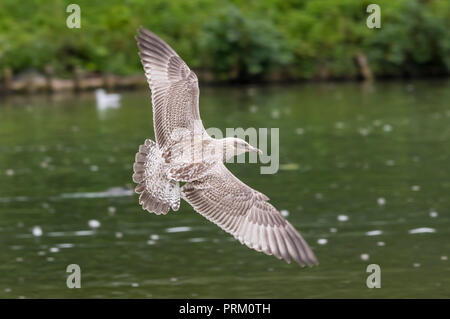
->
xmin=251 ymin=146 xmax=263 ymax=155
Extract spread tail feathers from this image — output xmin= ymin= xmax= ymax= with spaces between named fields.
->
xmin=133 ymin=139 xmax=180 ymax=214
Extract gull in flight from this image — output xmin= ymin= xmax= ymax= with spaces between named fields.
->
xmin=133 ymin=28 xmax=318 ymax=267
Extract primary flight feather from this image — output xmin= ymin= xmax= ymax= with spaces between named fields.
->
xmin=133 ymin=27 xmax=318 ymax=267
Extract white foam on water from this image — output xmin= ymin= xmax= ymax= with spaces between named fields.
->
xmin=32 ymin=226 xmax=43 ymax=237
xmin=317 ymin=238 xmax=328 ymax=245
xmin=359 ymin=128 xmax=370 ymax=136
xmin=46 ymin=231 xmax=67 ymax=237
xmin=280 ymin=210 xmax=289 ymax=217
xmin=74 ymin=230 xmax=95 ymax=236
xmin=88 ymin=219 xmax=101 ymax=229
xmin=385 ymin=160 xmax=395 ymax=166
xmin=408 ymin=227 xmax=436 ymax=234
xmin=366 ymin=230 xmax=383 ymax=236
xmin=377 ymin=197 xmax=386 ymax=206
xmin=0 ymin=196 xmax=29 ymax=203
xmin=337 ymin=215 xmax=349 ymax=222
xmin=166 ymin=226 xmax=191 ymax=233
xmin=360 ymin=253 xmax=370 ymax=261
xmin=59 ymin=187 xmax=133 ymax=199
xmin=5 ymin=169 xmax=15 ymax=176
xmin=189 ymin=238 xmax=206 ymax=243
xmin=429 ymin=211 xmax=438 ymax=218
xmin=56 ymin=243 xmax=74 ymax=248
xmin=271 ymin=110 xmax=280 ymax=119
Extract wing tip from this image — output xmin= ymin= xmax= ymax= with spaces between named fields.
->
xmin=137 ymin=26 xmax=151 ymax=37
xmin=298 ymin=255 xmax=319 ymax=268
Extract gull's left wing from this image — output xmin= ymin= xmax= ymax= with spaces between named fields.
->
xmin=182 ymin=163 xmax=318 ymax=267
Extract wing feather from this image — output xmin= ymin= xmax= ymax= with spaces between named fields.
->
xmin=182 ymin=163 xmax=318 ymax=267
xmin=136 ymin=27 xmax=203 ymax=147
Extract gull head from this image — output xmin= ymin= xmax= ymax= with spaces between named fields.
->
xmin=222 ymin=137 xmax=262 ymax=160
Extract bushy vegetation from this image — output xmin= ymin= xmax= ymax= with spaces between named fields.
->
xmin=0 ymin=0 xmax=448 ymax=81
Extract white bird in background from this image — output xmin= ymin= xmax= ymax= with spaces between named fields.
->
xmin=132 ymin=27 xmax=318 ymax=267
xmin=95 ymin=88 xmax=121 ymax=110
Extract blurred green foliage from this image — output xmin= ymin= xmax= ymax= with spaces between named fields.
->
xmin=201 ymin=6 xmax=292 ymax=80
xmin=0 ymin=0 xmax=448 ymax=80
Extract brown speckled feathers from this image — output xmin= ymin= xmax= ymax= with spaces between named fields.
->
xmin=135 ymin=27 xmax=318 ymax=266
xmin=136 ymin=28 xmax=202 ymax=147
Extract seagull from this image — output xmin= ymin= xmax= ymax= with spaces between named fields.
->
xmin=133 ymin=27 xmax=318 ymax=267
xmin=95 ymin=88 xmax=121 ymax=110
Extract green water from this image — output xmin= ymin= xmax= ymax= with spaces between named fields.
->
xmin=0 ymin=81 xmax=449 ymax=298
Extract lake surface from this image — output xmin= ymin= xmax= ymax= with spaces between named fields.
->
xmin=0 ymin=80 xmax=449 ymax=298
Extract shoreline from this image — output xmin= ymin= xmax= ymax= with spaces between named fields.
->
xmin=0 ymin=69 xmax=448 ymax=96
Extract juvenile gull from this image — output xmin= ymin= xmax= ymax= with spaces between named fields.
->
xmin=133 ymin=27 xmax=318 ymax=267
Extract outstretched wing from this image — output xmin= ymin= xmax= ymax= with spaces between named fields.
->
xmin=136 ymin=27 xmax=203 ymax=148
xmin=182 ymin=163 xmax=318 ymax=267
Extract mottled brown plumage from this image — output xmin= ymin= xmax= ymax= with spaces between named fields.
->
xmin=133 ymin=27 xmax=318 ymax=266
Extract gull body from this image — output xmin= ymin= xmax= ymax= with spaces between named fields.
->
xmin=132 ymin=28 xmax=318 ymax=267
